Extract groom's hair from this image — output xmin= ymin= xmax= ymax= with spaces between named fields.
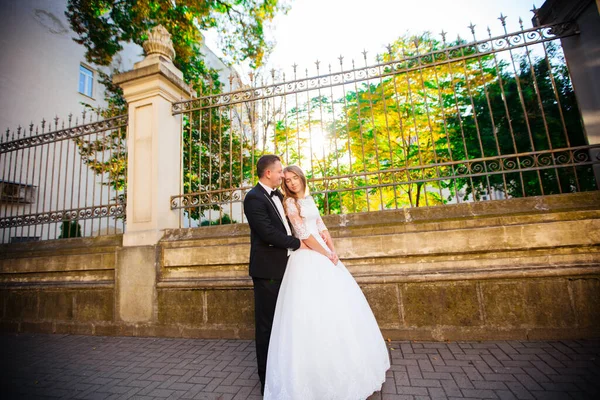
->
xmin=257 ymin=154 xmax=281 ymax=178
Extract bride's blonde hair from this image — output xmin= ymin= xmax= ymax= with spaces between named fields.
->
xmin=282 ymin=165 xmax=308 ymax=214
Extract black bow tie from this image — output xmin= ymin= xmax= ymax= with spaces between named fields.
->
xmin=270 ymin=189 xmax=283 ymax=199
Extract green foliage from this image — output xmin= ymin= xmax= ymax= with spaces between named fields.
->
xmin=200 ymin=213 xmax=236 ymax=226
xmin=66 ymin=0 xmax=288 ymax=223
xmin=445 ymin=42 xmax=594 ymax=200
xmin=66 ymin=0 xmax=288 ymax=73
xmin=58 ymin=220 xmax=82 ymax=239
xmin=275 ymin=36 xmax=592 ymax=214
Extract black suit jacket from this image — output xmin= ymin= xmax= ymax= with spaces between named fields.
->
xmin=243 ymin=183 xmax=301 ymax=280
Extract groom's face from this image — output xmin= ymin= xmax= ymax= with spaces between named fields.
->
xmin=265 ymin=160 xmax=284 ymax=188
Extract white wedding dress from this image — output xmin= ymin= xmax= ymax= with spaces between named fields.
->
xmin=264 ymin=196 xmax=390 ymax=400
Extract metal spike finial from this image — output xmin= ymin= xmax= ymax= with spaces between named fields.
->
xmin=518 ymin=17 xmax=524 ymax=29
xmin=361 ymin=49 xmax=368 ymax=60
xmin=338 ymin=55 xmax=344 ymax=65
xmin=385 ymin=44 xmax=393 ymax=55
xmin=351 ymin=59 xmax=356 ymax=69
xmin=29 ymin=122 xmax=34 ymax=134
xmin=314 ymin=59 xmax=320 ymax=70
xmin=54 ymin=116 xmax=59 ymax=128
xmin=376 ymin=54 xmax=382 ymax=63
xmin=17 ymin=125 xmax=22 ymax=136
xmin=41 ymin=118 xmax=46 ymax=130
xmin=292 ymin=63 xmax=298 ymax=74
xmin=440 ymin=30 xmax=447 ymax=43
xmin=328 ymin=64 xmax=332 ymax=73
xmin=270 ymin=68 xmax=276 ymax=78
xmin=248 ymin=71 xmax=255 ymax=82
xmin=413 ymin=37 xmax=420 ymax=48
xmin=487 ymin=26 xmax=492 ymax=36
xmin=82 ymin=109 xmax=87 ymax=122
xmin=468 ymin=22 xmax=476 ymax=34
xmin=68 ymin=113 xmax=73 ymax=126
xmin=499 ymin=13 xmax=507 ymax=27
xmin=531 ymin=4 xmax=537 ymax=14
xmin=228 ymin=74 xmax=234 ymax=85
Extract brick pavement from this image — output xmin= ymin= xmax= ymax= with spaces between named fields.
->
xmin=1 ymin=334 xmax=599 ymax=399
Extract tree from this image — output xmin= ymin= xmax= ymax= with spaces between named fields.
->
xmin=324 ymin=34 xmax=496 ymax=212
xmin=270 ymin=34 xmax=591 ymax=215
xmin=66 ymin=0 xmax=289 ymax=223
xmin=58 ymin=220 xmax=82 ymax=239
xmin=445 ymin=42 xmax=594 ymax=200
xmin=67 ymin=0 xmax=288 ymax=74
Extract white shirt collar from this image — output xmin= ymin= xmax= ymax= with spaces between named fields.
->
xmin=258 ymin=180 xmax=276 ymax=195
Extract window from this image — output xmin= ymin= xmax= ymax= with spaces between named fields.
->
xmin=79 ymin=65 xmax=94 ymax=97
xmin=10 ymin=236 xmax=40 ymax=244
xmin=0 ymin=181 xmax=37 ymax=204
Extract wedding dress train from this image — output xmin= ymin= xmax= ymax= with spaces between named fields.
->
xmin=264 ymin=196 xmax=390 ymax=400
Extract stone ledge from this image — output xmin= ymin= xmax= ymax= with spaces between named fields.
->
xmin=3 ymin=320 xmax=599 ymax=342
xmin=0 ymin=234 xmax=122 ymax=255
xmin=161 ymin=192 xmax=600 ymax=242
xmin=113 ymin=61 xmax=191 ymax=97
xmin=0 ymin=280 xmax=114 ymax=290
xmin=155 ymin=262 xmax=600 ymax=289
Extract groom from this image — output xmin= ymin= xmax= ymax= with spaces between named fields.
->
xmin=243 ymin=154 xmax=307 ymax=394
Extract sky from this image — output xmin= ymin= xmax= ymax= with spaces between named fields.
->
xmin=205 ymin=0 xmax=547 ymax=79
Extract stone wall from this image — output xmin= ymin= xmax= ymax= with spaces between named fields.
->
xmin=0 ymin=235 xmax=118 ymax=334
xmin=1 ymin=192 xmax=599 ymax=340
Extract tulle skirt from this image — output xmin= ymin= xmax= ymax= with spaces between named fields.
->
xmin=264 ymin=249 xmax=390 ymax=400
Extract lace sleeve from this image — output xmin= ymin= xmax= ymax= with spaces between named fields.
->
xmin=307 ymin=196 xmax=327 ymax=232
xmin=285 ymin=198 xmax=310 ymax=239
xmin=316 ymin=215 xmax=327 ymax=233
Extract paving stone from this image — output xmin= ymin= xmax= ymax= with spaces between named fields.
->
xmin=460 ymin=388 xmax=499 ymax=398
xmin=427 ymin=387 xmax=448 ymax=399
xmin=441 ymin=379 xmax=463 ymax=397
xmin=2 ymin=334 xmax=599 ymax=400
xmin=410 ymin=379 xmax=442 ymax=388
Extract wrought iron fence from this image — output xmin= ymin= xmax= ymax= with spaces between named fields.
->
xmin=171 ymin=16 xmax=598 ymax=227
xmin=0 ymin=112 xmax=127 ymax=243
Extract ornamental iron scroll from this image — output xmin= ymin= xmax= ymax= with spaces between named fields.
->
xmin=0 ymin=203 xmax=125 ymax=229
xmin=0 ymin=114 xmax=128 ymax=154
xmin=172 ymin=21 xmax=579 ymax=114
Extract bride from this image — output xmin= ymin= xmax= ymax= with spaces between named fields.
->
xmin=264 ymin=165 xmax=390 ymax=400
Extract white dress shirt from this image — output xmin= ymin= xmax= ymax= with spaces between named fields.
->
xmin=258 ymin=181 xmax=293 ymax=255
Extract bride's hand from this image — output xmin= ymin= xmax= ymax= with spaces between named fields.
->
xmin=319 ymin=231 xmax=328 ymax=242
xmin=327 ymin=252 xmax=339 ymax=265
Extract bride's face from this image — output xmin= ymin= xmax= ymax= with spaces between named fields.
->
xmin=284 ymin=171 xmax=303 ymax=195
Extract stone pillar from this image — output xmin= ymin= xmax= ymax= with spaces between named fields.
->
xmin=113 ymin=25 xmax=191 ymax=323
xmin=535 ymin=0 xmax=600 ymax=186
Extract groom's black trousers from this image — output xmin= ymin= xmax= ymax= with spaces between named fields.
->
xmin=252 ymin=277 xmax=282 ymax=393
